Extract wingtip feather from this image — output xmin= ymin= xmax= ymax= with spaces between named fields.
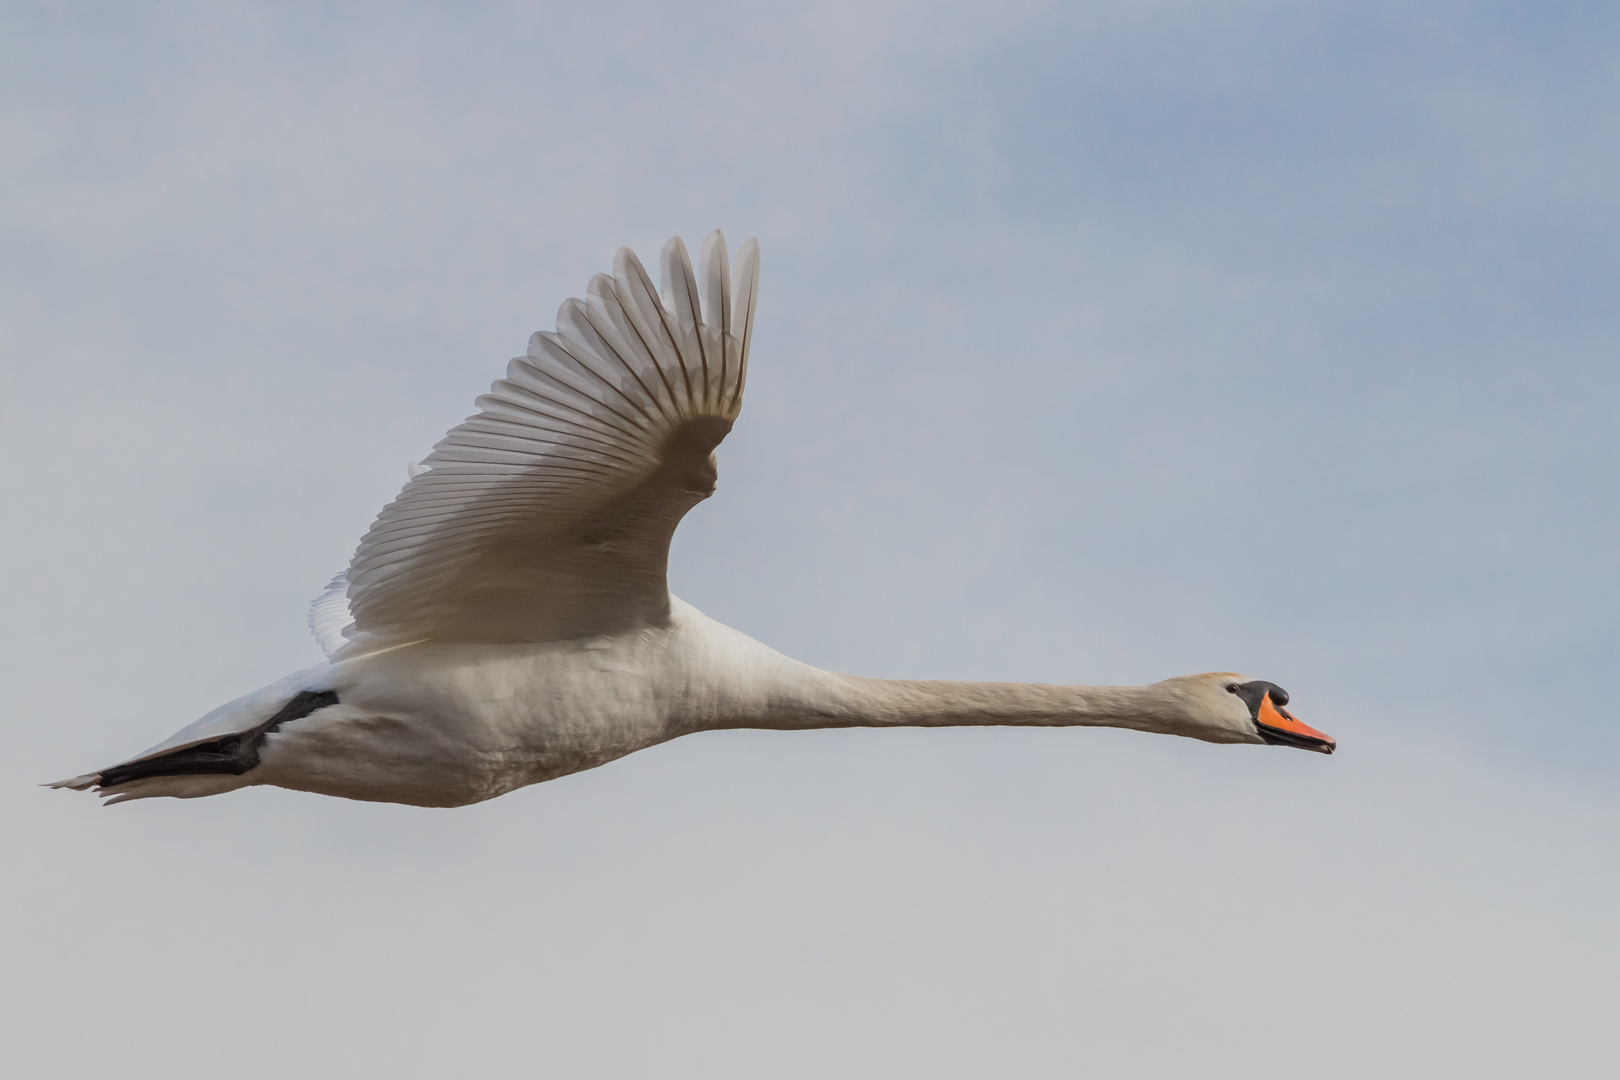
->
xmin=729 ymin=238 xmax=760 ymax=411
xmin=698 ymin=229 xmax=731 ymax=333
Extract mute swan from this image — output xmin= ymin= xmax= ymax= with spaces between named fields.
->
xmin=51 ymin=232 xmax=1334 ymax=808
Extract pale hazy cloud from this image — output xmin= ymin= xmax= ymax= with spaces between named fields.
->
xmin=4 ymin=2 xmax=1617 ymax=1076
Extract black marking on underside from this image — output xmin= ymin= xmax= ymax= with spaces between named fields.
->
xmin=97 ymin=690 xmax=339 ymax=788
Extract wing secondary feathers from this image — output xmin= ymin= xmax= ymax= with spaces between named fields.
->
xmin=307 ymin=572 xmax=354 ymax=659
xmin=328 ymin=232 xmax=759 ymax=651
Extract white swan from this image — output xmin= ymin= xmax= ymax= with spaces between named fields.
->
xmin=51 ymin=232 xmax=1334 ymax=808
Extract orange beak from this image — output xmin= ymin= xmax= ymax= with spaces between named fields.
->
xmin=1257 ymin=692 xmax=1335 ymax=754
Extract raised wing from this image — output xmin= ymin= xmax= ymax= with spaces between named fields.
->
xmin=336 ymin=231 xmax=759 ymax=650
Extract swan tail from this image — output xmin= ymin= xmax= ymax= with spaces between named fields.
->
xmin=44 ymin=771 xmax=251 ymax=805
xmin=46 ymin=680 xmax=340 ymax=805
xmin=45 ymin=772 xmax=101 ymax=791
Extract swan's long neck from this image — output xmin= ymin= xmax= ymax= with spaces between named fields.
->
xmin=733 ymin=665 xmax=1187 ymax=736
xmin=830 ymin=676 xmax=1180 ymax=731
xmin=681 ymin=603 xmax=1199 ymax=739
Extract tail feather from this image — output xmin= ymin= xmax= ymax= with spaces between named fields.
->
xmin=47 ymin=680 xmax=340 ymax=805
xmin=100 ymin=773 xmax=250 ymax=805
xmin=44 ymin=770 xmax=249 ymax=804
xmin=45 ymin=772 xmax=101 ymax=791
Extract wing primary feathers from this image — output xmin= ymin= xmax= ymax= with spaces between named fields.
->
xmin=661 ymin=236 xmax=710 ymax=409
xmin=728 ymin=238 xmax=760 ymax=417
xmin=613 ymin=248 xmax=691 ymax=414
xmin=621 ymin=247 xmax=697 ymax=415
xmin=591 ymin=270 xmax=685 ymax=413
xmin=698 ymin=230 xmax=732 ymax=404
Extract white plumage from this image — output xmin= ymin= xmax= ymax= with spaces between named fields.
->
xmin=51 ymin=232 xmax=1333 ymax=808
xmin=306 ymin=572 xmax=354 ymax=658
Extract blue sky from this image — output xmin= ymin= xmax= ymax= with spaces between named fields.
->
xmin=4 ymin=2 xmax=1617 ymax=1076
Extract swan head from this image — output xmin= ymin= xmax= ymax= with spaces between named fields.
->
xmin=1160 ymin=672 xmax=1336 ymax=753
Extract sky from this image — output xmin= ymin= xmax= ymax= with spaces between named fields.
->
xmin=3 ymin=1 xmax=1618 ymax=1076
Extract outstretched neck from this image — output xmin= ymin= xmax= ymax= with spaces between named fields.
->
xmin=677 ymin=603 xmax=1207 ymax=741
xmin=741 ymin=669 xmax=1191 ymax=737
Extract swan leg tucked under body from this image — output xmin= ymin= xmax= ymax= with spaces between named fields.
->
xmin=52 ymin=233 xmax=1334 ymax=808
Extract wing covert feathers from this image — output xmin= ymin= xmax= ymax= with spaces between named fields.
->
xmin=341 ymin=232 xmax=759 ymax=649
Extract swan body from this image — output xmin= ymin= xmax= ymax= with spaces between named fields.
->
xmin=53 ymin=232 xmax=1334 ymax=808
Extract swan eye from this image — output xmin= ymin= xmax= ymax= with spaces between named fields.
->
xmin=1225 ymin=684 xmax=1239 ymax=693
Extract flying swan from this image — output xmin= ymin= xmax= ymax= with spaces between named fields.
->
xmin=52 ymin=232 xmax=1334 ymax=807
